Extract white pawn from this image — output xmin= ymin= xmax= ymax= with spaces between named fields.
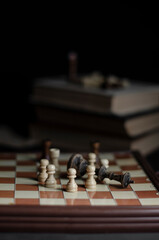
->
xmin=66 ymin=168 xmax=78 ymax=192
xmin=101 ymin=159 xmax=109 ymax=169
xmin=49 ymin=148 xmax=60 ymax=172
xmin=45 ymin=164 xmax=57 ymax=188
xmin=85 ymin=165 xmax=96 ymax=190
xmin=88 ymin=153 xmax=96 ymax=166
xmin=38 ymin=159 xmax=49 ymax=183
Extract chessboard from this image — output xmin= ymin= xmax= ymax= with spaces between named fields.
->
xmin=0 ymin=150 xmax=159 ymax=233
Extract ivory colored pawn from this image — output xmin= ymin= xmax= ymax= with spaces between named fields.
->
xmin=45 ymin=164 xmax=56 ymax=188
xmin=49 ymin=148 xmax=60 ymax=172
xmin=85 ymin=165 xmax=96 ymax=189
xmin=38 ymin=159 xmax=49 ymax=183
xmin=88 ymin=153 xmax=96 ymax=166
xmin=66 ymin=168 xmax=78 ymax=192
xmin=101 ymin=159 xmax=109 ymax=169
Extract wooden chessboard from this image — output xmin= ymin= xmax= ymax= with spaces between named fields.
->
xmin=0 ymin=151 xmax=159 ymax=233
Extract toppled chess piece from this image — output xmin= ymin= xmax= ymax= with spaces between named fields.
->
xmin=67 ymin=153 xmax=134 ymax=188
xmin=67 ymin=154 xmax=88 ymax=177
xmin=97 ymin=166 xmax=134 ymax=188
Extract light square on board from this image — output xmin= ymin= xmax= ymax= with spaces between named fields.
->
xmin=0 ymin=171 xmax=15 ymax=178
xmin=16 ymin=153 xmax=37 ymax=161
xmin=60 ymin=153 xmax=72 ymax=160
xmin=107 ymin=165 xmax=121 ymax=172
xmin=0 ymin=184 xmax=14 ymax=191
xmin=139 ymin=198 xmax=159 ymax=205
xmin=16 ymin=166 xmax=37 ymax=172
xmin=100 ymin=153 xmax=115 ymax=160
xmin=39 ymin=184 xmax=62 ymax=191
xmin=111 ymin=191 xmax=137 ymax=199
xmin=0 ymin=160 xmax=16 ymax=166
xmin=117 ymin=158 xmax=137 ymax=166
xmin=16 ymin=177 xmax=38 ymax=185
xmin=40 ymin=191 xmax=63 ymax=199
xmin=40 ymin=198 xmax=66 ymax=205
xmin=15 ymin=191 xmax=39 ymax=199
xmin=90 ymin=199 xmax=116 ymax=206
xmin=86 ymin=184 xmax=109 ymax=192
xmin=60 ymin=165 xmax=67 ymax=173
xmin=123 ymin=170 xmax=146 ymax=178
xmin=64 ymin=191 xmax=88 ymax=199
xmin=66 ymin=199 xmax=91 ymax=206
xmin=130 ymin=183 xmax=156 ymax=191
xmin=0 ymin=198 xmax=14 ymax=205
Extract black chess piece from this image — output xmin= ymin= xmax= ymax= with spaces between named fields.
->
xmin=67 ymin=153 xmax=134 ymax=188
xmin=98 ymin=166 xmax=134 ymax=188
xmin=41 ymin=139 xmax=52 ymax=160
xmin=67 ymin=154 xmax=88 ymax=177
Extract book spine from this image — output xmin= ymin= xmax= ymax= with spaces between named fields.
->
xmin=34 ymin=105 xmax=127 ymax=137
xmin=33 ymin=87 xmax=111 ymax=114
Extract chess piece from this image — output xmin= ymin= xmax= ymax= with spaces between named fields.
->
xmin=88 ymin=153 xmax=96 ymax=166
xmin=41 ymin=139 xmax=52 ymax=160
xmin=67 ymin=153 xmax=133 ymax=188
xmin=90 ymin=140 xmax=100 ymax=155
xmin=98 ymin=166 xmax=134 ymax=188
xmin=101 ymin=159 xmax=109 ymax=169
xmin=38 ymin=159 xmax=49 ymax=183
xmin=45 ymin=164 xmax=56 ymax=188
xmin=49 ymin=148 xmax=60 ymax=172
xmin=90 ymin=140 xmax=101 ymax=168
xmin=85 ymin=165 xmax=96 ymax=190
xmin=67 ymin=154 xmax=88 ymax=177
xmin=66 ymin=168 xmax=78 ymax=192
xmin=68 ymin=52 xmax=78 ymax=83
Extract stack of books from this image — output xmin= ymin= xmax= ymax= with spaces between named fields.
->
xmin=30 ymin=77 xmax=159 ymax=155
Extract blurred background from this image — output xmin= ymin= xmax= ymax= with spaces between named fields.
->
xmin=0 ymin=2 xmax=159 ymax=172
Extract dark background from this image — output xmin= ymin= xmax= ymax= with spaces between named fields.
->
xmin=0 ymin=2 xmax=159 ymax=136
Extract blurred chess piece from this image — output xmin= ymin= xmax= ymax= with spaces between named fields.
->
xmin=38 ymin=159 xmax=49 ymax=183
xmin=68 ymin=52 xmax=78 ymax=83
xmin=49 ymin=148 xmax=60 ymax=173
xmin=90 ymin=140 xmax=101 ymax=168
xmin=41 ymin=139 xmax=52 ymax=160
xmin=80 ymin=72 xmax=104 ymax=88
xmin=103 ymin=75 xmax=130 ymax=89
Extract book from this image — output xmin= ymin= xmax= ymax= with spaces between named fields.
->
xmin=29 ymin=123 xmax=159 ymax=155
xmin=31 ymin=78 xmax=159 ymax=115
xmin=33 ymin=104 xmax=159 ymax=138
